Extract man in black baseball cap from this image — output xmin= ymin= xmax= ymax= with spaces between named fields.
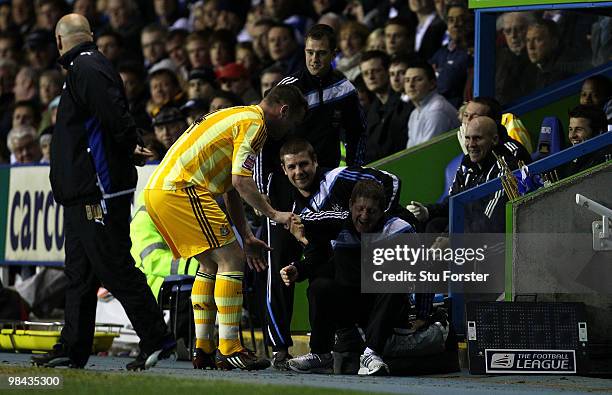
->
xmin=187 ymin=67 xmax=217 ymax=103
xmin=152 ymin=106 xmax=187 ymax=150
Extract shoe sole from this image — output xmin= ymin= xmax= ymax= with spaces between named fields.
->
xmin=287 ymin=364 xmax=333 ymax=374
xmin=143 ymin=348 xmax=177 ymax=370
xmin=357 ymin=366 xmax=390 ymax=376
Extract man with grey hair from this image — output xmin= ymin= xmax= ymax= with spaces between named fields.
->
xmin=31 ymin=13 xmax=173 ymax=372
xmin=7 ymin=124 xmax=41 ymax=164
xmin=495 ymin=12 xmax=536 ymax=104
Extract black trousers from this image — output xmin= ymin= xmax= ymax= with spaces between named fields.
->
xmin=60 ymin=195 xmax=168 ymax=366
xmin=258 ymin=173 xmax=302 ymax=351
xmin=307 ymin=279 xmax=410 ymax=354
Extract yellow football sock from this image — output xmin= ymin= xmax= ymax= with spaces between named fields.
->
xmin=192 ymin=271 xmax=216 ymax=354
xmin=215 ymin=271 xmax=244 ymax=355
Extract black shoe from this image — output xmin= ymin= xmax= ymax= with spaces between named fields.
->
xmin=126 ymin=338 xmax=177 ymax=371
xmin=31 ymin=344 xmax=81 ymax=368
xmin=272 ymin=349 xmax=293 ymax=370
xmin=192 ymin=348 xmax=216 ymax=370
xmin=215 ymin=349 xmax=271 ymax=371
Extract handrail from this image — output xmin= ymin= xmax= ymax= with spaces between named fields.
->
xmin=449 ymin=132 xmax=612 ymax=234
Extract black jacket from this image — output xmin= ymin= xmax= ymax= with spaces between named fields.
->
xmin=50 ymin=42 xmax=139 ymax=206
xmin=365 ymin=91 xmax=413 ymax=163
xmin=255 ymin=68 xmax=367 ymax=193
xmin=427 ymin=146 xmax=518 ymax=233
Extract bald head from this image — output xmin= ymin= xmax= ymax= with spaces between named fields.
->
xmin=465 ymin=116 xmax=499 ymax=163
xmin=55 ymin=13 xmax=93 ymax=56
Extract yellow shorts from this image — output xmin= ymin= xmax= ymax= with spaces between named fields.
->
xmin=144 ymin=185 xmax=236 ymax=259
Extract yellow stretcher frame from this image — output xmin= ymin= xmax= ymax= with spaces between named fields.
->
xmin=0 ymin=321 xmax=120 ymax=353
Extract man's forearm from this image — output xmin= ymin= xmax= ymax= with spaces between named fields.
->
xmin=232 ymin=174 xmax=277 ymax=220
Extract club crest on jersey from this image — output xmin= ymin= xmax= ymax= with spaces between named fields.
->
xmin=220 ymin=225 xmax=230 ymax=237
xmin=242 ymin=154 xmax=256 ymax=171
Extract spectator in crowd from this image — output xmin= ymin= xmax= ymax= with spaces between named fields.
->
xmin=96 ymin=30 xmax=124 ymax=66
xmin=235 ymin=42 xmax=260 ymax=76
xmin=39 ymin=94 xmax=59 ymax=136
xmin=495 ymin=12 xmax=535 ymax=104
xmin=35 ymin=0 xmax=68 ymax=31
xmin=461 ymin=97 xmax=532 ymax=163
xmin=73 ymin=0 xmax=104 ymax=34
xmin=24 ymin=28 xmax=57 ymax=71
xmin=267 ymin=22 xmax=303 ymax=76
xmin=409 ymin=0 xmax=446 ymax=61
xmin=165 ymin=29 xmax=189 ymax=81
xmin=360 ymin=50 xmax=411 ymax=162
xmin=185 ymin=31 xmax=210 ymax=69
xmin=38 ymin=68 xmax=62 ymax=132
xmin=180 ymin=98 xmax=208 ymax=125
xmin=0 ymin=58 xmax=17 ymax=145
xmin=187 ymin=67 xmax=217 ymax=103
xmin=104 ymin=0 xmax=143 ymax=54
xmin=258 ymin=24 xmax=367 ymax=370
xmin=263 ymin=0 xmax=312 ymax=41
xmin=12 ymin=99 xmax=40 ymax=130
xmin=249 ymin=18 xmax=274 ymax=65
xmin=208 ymin=89 xmax=243 ymax=111
xmin=237 ymin=3 xmax=266 ymax=43
xmin=152 ymin=106 xmax=187 ymax=151
xmin=7 ymin=124 xmax=41 ymax=163
xmin=335 ymin=20 xmax=369 ymax=82
xmin=0 ymin=1 xmax=13 ymax=33
xmin=388 ymin=55 xmax=411 ymax=102
xmin=0 ymin=31 xmax=21 ymax=63
xmin=365 ymin=28 xmax=385 ymax=52
xmin=141 ymin=24 xmax=168 ymax=70
xmin=353 ymin=74 xmax=375 ymax=114
xmin=560 ymin=105 xmax=611 ymax=177
xmin=408 ymin=116 xmax=518 ymax=234
xmin=259 ymin=64 xmax=284 ymax=97
xmin=217 ymin=62 xmax=260 ymax=105
xmin=209 ymin=29 xmax=236 ymax=70
xmin=147 ymin=67 xmax=185 ymax=118
xmin=118 ymin=62 xmax=151 ymax=131
xmin=216 ymin=2 xmax=248 ymax=35
xmin=12 ymin=0 xmax=36 ymax=36
xmin=580 ymin=74 xmax=612 ymax=122
xmin=39 ymin=131 xmax=51 ymax=163
xmin=13 ymin=65 xmax=37 ymax=101
xmin=384 ymin=17 xmax=414 ymax=59
xmin=317 ymin=12 xmax=341 ymax=33
xmin=191 ymin=0 xmax=218 ymax=32
xmin=153 ymin=0 xmax=188 ymax=30
xmin=524 ymin=19 xmax=584 ymax=92
xmin=429 ymin=2 xmax=473 ymax=108
xmin=405 ymin=60 xmax=458 ymax=148
xmin=590 ymin=15 xmax=612 ymax=67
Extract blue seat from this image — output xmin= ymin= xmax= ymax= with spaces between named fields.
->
xmin=532 ymin=116 xmax=564 ymax=161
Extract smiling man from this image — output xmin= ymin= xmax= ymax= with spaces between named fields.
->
xmin=256 ymin=24 xmax=367 ymax=369
xmin=276 ymin=138 xmax=423 ymax=374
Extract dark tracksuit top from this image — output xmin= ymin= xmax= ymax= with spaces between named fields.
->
xmin=51 ymin=41 xmax=139 ymax=207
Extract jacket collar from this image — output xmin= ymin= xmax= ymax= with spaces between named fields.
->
xmin=58 ymin=41 xmax=97 ymax=69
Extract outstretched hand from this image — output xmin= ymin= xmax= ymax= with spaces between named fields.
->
xmin=287 ymin=214 xmax=308 ymax=246
xmin=133 ymin=145 xmax=155 ymax=166
xmin=280 ymin=265 xmax=298 ymax=286
xmin=244 ymin=235 xmax=272 ymax=272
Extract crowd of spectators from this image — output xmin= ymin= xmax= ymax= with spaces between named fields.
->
xmin=0 ymin=0 xmax=610 ymax=168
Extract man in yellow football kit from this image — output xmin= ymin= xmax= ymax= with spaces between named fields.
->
xmin=144 ymin=85 xmax=307 ymax=370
